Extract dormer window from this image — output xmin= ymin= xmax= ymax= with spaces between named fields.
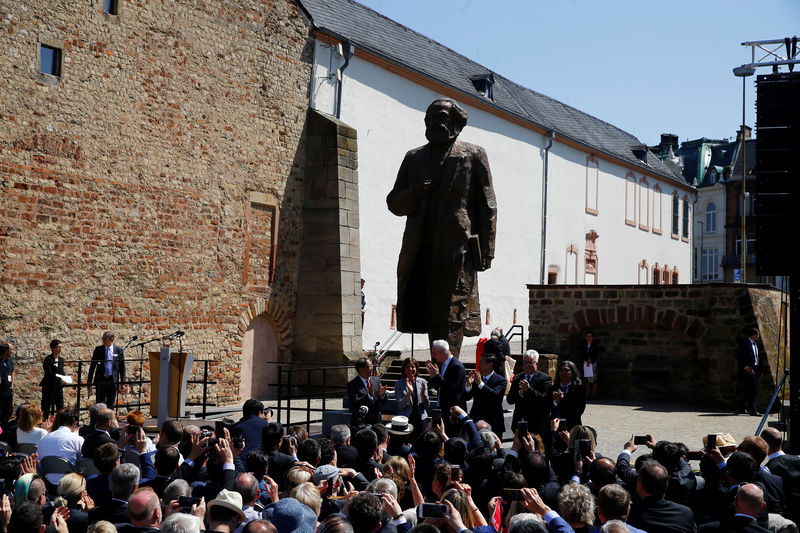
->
xmin=470 ymin=73 xmax=494 ymax=100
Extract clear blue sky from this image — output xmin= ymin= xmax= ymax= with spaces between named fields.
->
xmin=357 ymin=0 xmax=799 ymax=146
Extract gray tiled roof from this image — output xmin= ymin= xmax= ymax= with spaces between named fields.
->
xmin=298 ymin=0 xmax=688 ymax=186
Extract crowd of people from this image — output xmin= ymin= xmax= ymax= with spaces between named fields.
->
xmin=0 ymin=335 xmax=795 ymax=533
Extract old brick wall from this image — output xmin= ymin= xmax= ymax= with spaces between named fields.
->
xmin=527 ymin=284 xmax=788 ymax=408
xmin=0 ymin=0 xmax=314 ymax=409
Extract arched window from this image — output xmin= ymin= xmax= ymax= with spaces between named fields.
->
xmin=705 ymin=203 xmax=716 ymax=233
xmin=565 ymin=245 xmax=579 ymax=284
xmin=638 ymin=260 xmax=649 ymax=284
xmin=653 ymin=263 xmax=661 ymax=285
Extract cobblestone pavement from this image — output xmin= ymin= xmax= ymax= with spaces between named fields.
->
xmin=582 ymin=399 xmax=779 ymax=461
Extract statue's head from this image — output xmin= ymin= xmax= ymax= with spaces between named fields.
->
xmin=424 ymin=98 xmax=467 ymax=144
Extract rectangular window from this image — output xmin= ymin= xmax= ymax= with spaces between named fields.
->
xmin=735 ymin=237 xmax=756 ymax=257
xmin=702 ymin=248 xmax=720 ymax=281
xmin=625 ymin=174 xmax=637 ymax=227
xmin=585 ymin=156 xmax=598 ymax=215
xmin=105 ymin=0 xmax=119 ymax=14
xmin=40 ymin=44 xmax=62 ymax=77
xmin=682 ymin=198 xmax=690 ymax=238
xmin=638 ymin=180 xmax=650 ymax=231
xmin=671 ymin=195 xmax=680 ymax=236
xmin=652 ymin=186 xmax=662 ymax=234
xmin=705 ymin=208 xmax=716 ymax=233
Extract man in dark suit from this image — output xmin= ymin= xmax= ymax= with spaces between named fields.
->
xmin=737 ymin=435 xmax=785 ymax=515
xmin=425 ymin=339 xmax=466 ymax=435
xmin=737 ymin=327 xmax=765 ymax=416
xmin=234 ymin=398 xmax=270 ymax=458
xmin=260 ymin=422 xmax=296 ymax=492
xmin=627 ymin=461 xmax=697 ymax=533
xmin=81 ymin=407 xmax=117 ymax=459
xmin=88 ymin=462 xmax=139 ymax=525
xmin=482 ymin=329 xmax=506 ymax=358
xmin=331 ymin=424 xmax=358 ymax=467
xmin=88 ymin=331 xmax=126 ymax=407
xmin=506 ymin=350 xmax=552 ymax=437
xmin=41 ymin=339 xmax=66 ymax=419
xmin=762 ymin=427 xmax=800 ymax=522
xmin=347 ymin=357 xmax=387 ymax=426
xmin=0 ymin=342 xmax=15 ymax=427
xmin=139 ymin=446 xmax=181 ymax=499
xmin=465 ymin=354 xmax=507 ymax=434
xmin=698 ymin=483 xmax=770 ymax=533
xmin=577 ymin=331 xmax=600 ymax=400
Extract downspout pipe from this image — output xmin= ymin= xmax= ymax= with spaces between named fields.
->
xmin=335 ymin=41 xmax=355 ymax=119
xmin=540 ymin=131 xmax=555 ymax=285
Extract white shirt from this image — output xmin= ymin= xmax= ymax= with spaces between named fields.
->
xmin=17 ymin=427 xmax=48 ymax=446
xmin=37 ymin=426 xmax=84 ymax=484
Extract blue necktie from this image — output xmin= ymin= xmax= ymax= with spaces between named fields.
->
xmin=104 ymin=347 xmax=113 ymax=377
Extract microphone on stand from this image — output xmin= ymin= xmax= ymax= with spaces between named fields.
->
xmin=174 ymin=331 xmax=185 ymax=338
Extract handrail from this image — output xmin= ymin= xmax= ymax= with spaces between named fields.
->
xmin=505 ymin=324 xmax=525 ymax=355
xmin=52 ymin=357 xmax=216 ymax=419
xmin=375 ymin=330 xmax=404 ymax=368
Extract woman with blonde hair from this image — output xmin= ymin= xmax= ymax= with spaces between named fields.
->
xmin=281 ymin=464 xmax=313 ymax=498
xmin=54 ymin=473 xmax=93 ymax=533
xmin=17 ymin=403 xmax=47 ymax=446
xmin=291 ymin=481 xmax=323 ymax=519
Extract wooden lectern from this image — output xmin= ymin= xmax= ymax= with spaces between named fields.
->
xmin=149 ymin=347 xmax=194 ymax=424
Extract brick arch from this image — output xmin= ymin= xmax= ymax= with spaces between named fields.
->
xmin=561 ymin=304 xmax=706 ymax=341
xmin=236 ymin=297 xmax=292 ymax=347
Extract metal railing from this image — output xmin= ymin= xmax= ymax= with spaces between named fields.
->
xmin=505 ymin=324 xmax=525 ymax=355
xmin=58 ymin=357 xmax=216 ymax=419
xmin=267 ymin=361 xmax=351 ymax=434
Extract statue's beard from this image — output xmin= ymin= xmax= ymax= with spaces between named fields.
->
xmin=425 ymin=124 xmax=456 ymax=144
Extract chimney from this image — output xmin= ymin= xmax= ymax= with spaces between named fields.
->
xmin=660 ymin=133 xmax=679 ymax=154
xmin=736 ymin=125 xmax=752 ymax=142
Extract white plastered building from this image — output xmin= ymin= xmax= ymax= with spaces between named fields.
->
xmin=298 ymin=0 xmax=694 ymax=352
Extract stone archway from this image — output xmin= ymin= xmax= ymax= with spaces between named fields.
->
xmin=240 ymin=314 xmax=281 ymax=400
xmin=237 ymin=297 xmax=292 ymax=401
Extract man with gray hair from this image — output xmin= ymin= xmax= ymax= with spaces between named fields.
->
xmin=509 ymin=513 xmax=547 ymax=533
xmin=88 ymin=462 xmax=140 ymax=524
xmin=507 ymin=349 xmax=553 ymax=436
xmin=80 ymin=402 xmax=108 ymax=437
xmin=331 ymin=424 xmax=357 ymax=467
xmin=600 ymin=521 xmax=632 ymax=533
xmin=161 ymin=513 xmax=204 ymax=533
xmin=425 ymin=339 xmax=466 ymax=434
xmin=366 ymin=478 xmax=398 ymax=499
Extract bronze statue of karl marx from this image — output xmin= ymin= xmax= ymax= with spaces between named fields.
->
xmin=387 ymin=98 xmax=497 ymax=358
